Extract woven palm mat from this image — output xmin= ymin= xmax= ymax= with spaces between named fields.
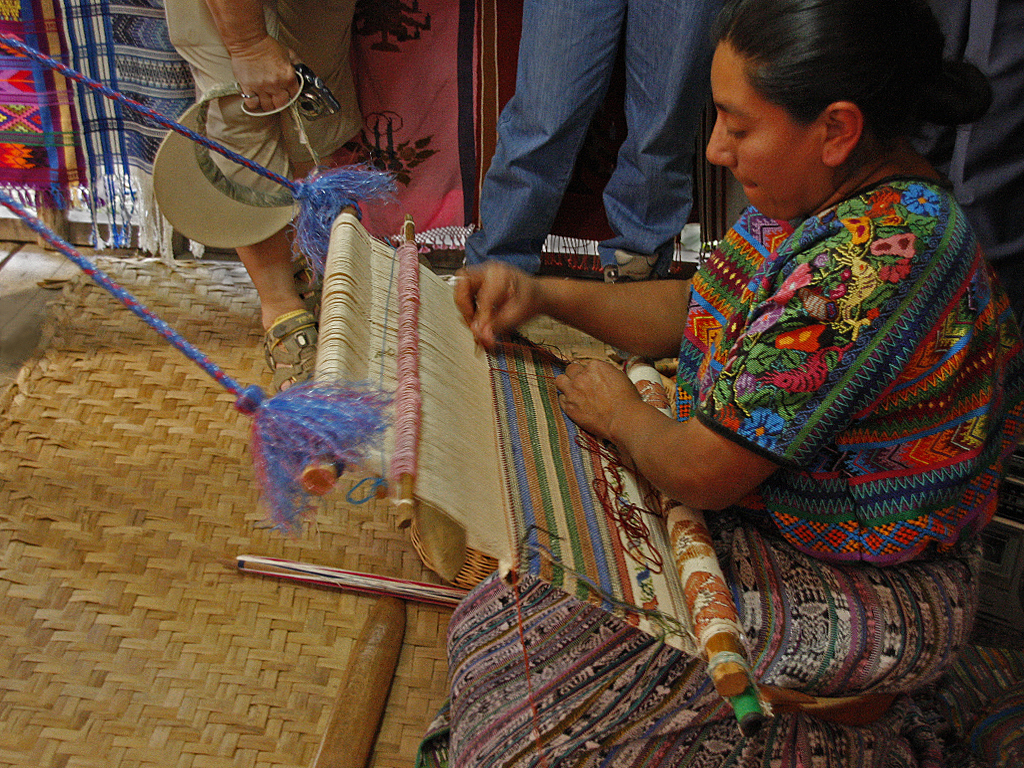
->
xmin=0 ymin=257 xmax=460 ymax=768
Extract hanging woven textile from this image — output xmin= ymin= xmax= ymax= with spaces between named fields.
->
xmin=0 ymin=0 xmax=83 ymax=207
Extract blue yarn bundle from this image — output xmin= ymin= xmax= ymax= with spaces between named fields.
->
xmin=293 ymin=165 xmax=397 ymax=277
xmin=241 ymin=381 xmax=391 ymax=532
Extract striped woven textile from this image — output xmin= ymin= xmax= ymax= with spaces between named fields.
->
xmin=489 ymin=338 xmax=697 ymax=654
xmin=58 ymin=0 xmax=194 ymax=247
xmin=0 ymin=0 xmax=82 ymax=205
xmin=922 ymin=645 xmax=1024 ymax=768
xmin=419 ymin=513 xmax=985 ymax=767
xmin=967 ymin=681 xmax=1024 ymax=767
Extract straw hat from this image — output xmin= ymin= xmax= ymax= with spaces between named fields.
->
xmin=152 ymin=100 xmax=295 ymax=249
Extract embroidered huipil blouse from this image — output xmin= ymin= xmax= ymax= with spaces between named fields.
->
xmin=678 ymin=178 xmax=1024 ymax=564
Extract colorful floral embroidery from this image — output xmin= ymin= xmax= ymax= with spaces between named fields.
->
xmin=903 ymin=183 xmax=942 ymax=216
xmin=678 ymin=179 xmax=1024 ymax=563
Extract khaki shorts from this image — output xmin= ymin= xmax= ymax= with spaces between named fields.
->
xmin=165 ymin=0 xmax=361 ymax=196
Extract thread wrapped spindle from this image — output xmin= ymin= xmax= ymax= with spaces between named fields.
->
xmin=390 ymin=216 xmax=422 ymax=525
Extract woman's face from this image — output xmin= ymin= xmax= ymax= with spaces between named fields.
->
xmin=706 ymin=42 xmax=834 ymax=221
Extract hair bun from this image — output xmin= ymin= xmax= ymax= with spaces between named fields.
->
xmin=918 ymin=60 xmax=992 ymax=126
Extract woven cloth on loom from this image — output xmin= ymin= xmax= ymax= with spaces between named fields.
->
xmin=0 ymin=0 xmax=82 ymax=204
xmin=315 ymin=210 xmax=511 ymax=562
xmin=490 ymin=341 xmax=696 ymax=649
xmin=317 ymin=210 xmax=699 ymax=655
xmin=58 ymin=0 xmax=194 ymax=246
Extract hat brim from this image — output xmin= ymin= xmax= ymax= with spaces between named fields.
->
xmin=152 ymin=104 xmax=295 ymax=249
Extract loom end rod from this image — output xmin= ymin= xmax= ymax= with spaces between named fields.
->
xmin=729 ymin=686 xmax=767 ymax=737
xmin=394 ymin=472 xmax=417 ymax=528
xmin=301 ymin=460 xmax=343 ymax=496
xmin=392 ymin=213 xmax=420 ymax=528
xmin=626 ymin=360 xmax=765 ymax=733
xmin=705 ymin=633 xmax=755 ymax=698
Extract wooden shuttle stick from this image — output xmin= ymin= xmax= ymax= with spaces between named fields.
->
xmin=311 ymin=596 xmax=406 ymax=768
xmin=236 ymin=555 xmax=468 ymax=608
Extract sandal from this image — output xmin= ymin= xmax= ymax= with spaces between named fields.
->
xmin=264 ymin=309 xmax=319 ymax=392
xmin=294 ymin=265 xmax=322 ymax=317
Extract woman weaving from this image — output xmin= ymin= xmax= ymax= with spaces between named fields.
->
xmin=422 ymin=0 xmax=1024 ymax=765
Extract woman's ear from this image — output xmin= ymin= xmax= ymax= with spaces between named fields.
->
xmin=820 ymin=101 xmax=864 ymax=168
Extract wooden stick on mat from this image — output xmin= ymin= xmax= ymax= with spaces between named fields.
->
xmin=312 ymin=596 xmax=406 ymax=768
xmin=236 ymin=555 xmax=467 ymax=607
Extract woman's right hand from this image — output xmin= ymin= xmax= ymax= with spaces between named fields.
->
xmin=454 ymin=262 xmax=541 ymax=349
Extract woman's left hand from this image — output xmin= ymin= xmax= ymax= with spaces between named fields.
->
xmin=555 ymin=359 xmax=641 ymax=442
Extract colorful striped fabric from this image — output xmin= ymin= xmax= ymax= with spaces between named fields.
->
xmin=680 ymin=179 xmax=1024 ymax=564
xmin=969 ymin=681 xmax=1024 ymax=767
xmin=0 ymin=0 xmax=82 ymax=205
xmin=921 ymin=645 xmax=1024 ymax=767
xmin=2 ymin=2 xmax=617 ymax=257
xmin=489 ymin=338 xmax=696 ymax=654
xmin=58 ymin=0 xmax=195 ymax=246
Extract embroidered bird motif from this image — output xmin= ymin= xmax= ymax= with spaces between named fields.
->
xmin=833 ymin=245 xmax=879 ymax=341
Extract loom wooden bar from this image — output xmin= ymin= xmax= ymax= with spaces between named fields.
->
xmin=301 ymin=460 xmax=342 ymax=496
xmin=705 ymin=634 xmax=752 ymax=697
xmin=311 ymin=596 xmax=406 ymax=768
xmin=626 ymin=360 xmax=764 ymax=729
xmin=300 ymin=203 xmax=360 ymax=498
xmin=393 ymin=214 xmax=419 ymax=529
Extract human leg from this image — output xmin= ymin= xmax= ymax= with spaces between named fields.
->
xmin=166 ymin=0 xmax=362 ymax=390
xmin=166 ymin=0 xmax=305 ymax=312
xmin=465 ymin=0 xmax=627 ymax=273
xmin=598 ymin=0 xmax=719 ymax=277
xmin=234 ymin=230 xmax=305 ymax=329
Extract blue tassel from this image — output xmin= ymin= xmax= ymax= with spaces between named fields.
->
xmin=292 ymin=164 xmax=397 ymax=277
xmin=246 ymin=379 xmax=392 ymax=532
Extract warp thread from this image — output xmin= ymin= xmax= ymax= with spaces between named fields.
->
xmin=389 ymin=238 xmax=422 ymax=483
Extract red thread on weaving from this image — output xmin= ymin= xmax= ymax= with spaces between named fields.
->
xmin=578 ymin=433 xmax=666 ymax=573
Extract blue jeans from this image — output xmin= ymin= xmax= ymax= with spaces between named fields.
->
xmin=465 ymin=0 xmax=720 ymax=274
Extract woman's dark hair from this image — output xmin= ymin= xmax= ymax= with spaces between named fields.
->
xmin=713 ymin=0 xmax=992 ymax=143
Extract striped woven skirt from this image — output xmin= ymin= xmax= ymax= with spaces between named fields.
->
xmin=418 ymin=514 xmax=981 ymax=767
